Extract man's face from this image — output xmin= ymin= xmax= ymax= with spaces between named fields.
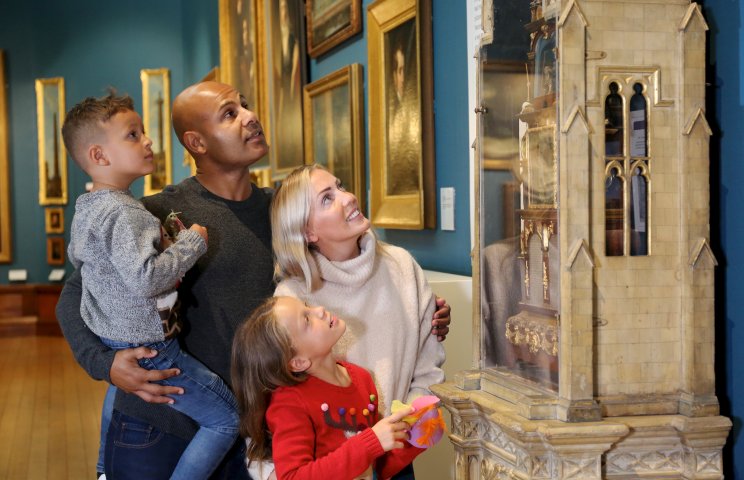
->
xmin=393 ymin=49 xmax=405 ymax=102
xmin=190 ymin=83 xmax=268 ymax=168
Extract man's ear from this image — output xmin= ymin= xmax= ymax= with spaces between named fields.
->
xmin=183 ymin=131 xmax=206 ymax=155
xmin=289 ymin=356 xmax=311 ymax=373
xmin=87 ymin=145 xmax=109 ymax=166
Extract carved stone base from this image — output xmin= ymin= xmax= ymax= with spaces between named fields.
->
xmin=432 ymin=382 xmax=731 ymax=479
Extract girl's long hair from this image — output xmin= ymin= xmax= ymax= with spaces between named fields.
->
xmin=230 ymin=297 xmax=307 ymax=463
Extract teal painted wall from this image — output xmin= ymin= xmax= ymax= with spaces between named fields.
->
xmin=0 ymin=0 xmax=471 ymax=284
xmin=702 ymin=1 xmax=743 ymax=476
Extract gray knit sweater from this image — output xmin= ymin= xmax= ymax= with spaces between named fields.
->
xmin=57 ymin=178 xmax=275 ymax=439
xmin=68 ymin=189 xmax=207 ymax=343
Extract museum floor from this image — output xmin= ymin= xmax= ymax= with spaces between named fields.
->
xmin=0 ymin=335 xmax=106 ymax=479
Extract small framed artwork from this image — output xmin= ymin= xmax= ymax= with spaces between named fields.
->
xmin=46 ymin=237 xmax=65 ymax=266
xmin=0 ymin=50 xmax=11 ymax=263
xmin=141 ymin=68 xmax=172 ymax=196
xmin=45 ymin=207 xmax=64 ymax=234
xmin=303 ymin=64 xmax=365 ymax=212
xmin=35 ymin=77 xmax=68 ymax=206
xmin=265 ymin=0 xmax=307 ymax=180
xmin=367 ymin=0 xmax=435 ymax=229
xmin=306 ymin=0 xmax=362 ymax=58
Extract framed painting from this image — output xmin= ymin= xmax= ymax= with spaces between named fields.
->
xmin=0 ymin=50 xmax=10 ymax=262
xmin=303 ymin=64 xmax=365 ymax=211
xmin=36 ymin=77 xmax=68 ymax=206
xmin=141 ymin=68 xmax=172 ymax=196
xmin=367 ymin=0 xmax=435 ymax=229
xmin=482 ymin=60 xmax=525 ymax=172
xmin=46 ymin=237 xmax=65 ymax=266
xmin=265 ymin=0 xmax=307 ymax=180
xmin=306 ymin=0 xmax=362 ymax=58
xmin=45 ymin=207 xmax=64 ymax=234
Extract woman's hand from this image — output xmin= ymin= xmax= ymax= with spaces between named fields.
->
xmin=432 ymin=296 xmax=451 ymax=342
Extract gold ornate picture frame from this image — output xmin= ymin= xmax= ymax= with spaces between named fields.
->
xmin=46 ymin=236 xmax=65 ymax=266
xmin=141 ymin=68 xmax=172 ymax=196
xmin=306 ymin=0 xmax=362 ymax=58
xmin=367 ymin=0 xmax=435 ymax=229
xmin=265 ymin=0 xmax=307 ymax=180
xmin=36 ymin=77 xmax=68 ymax=206
xmin=0 ymin=50 xmax=11 ymax=262
xmin=303 ymin=64 xmax=365 ymax=212
xmin=45 ymin=207 xmax=64 ymax=234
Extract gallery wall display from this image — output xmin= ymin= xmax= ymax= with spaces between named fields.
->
xmin=219 ymin=0 xmax=265 ymax=119
xmin=367 ymin=0 xmax=435 ymax=229
xmin=266 ymin=0 xmax=307 ymax=180
xmin=0 ymin=50 xmax=10 ymax=263
xmin=303 ymin=64 xmax=365 ymax=212
xmin=46 ymin=237 xmax=65 ymax=266
xmin=44 ymin=207 xmax=64 ymax=235
xmin=306 ymin=0 xmax=362 ymax=58
xmin=36 ymin=77 xmax=68 ymax=206
xmin=141 ymin=68 xmax=172 ymax=196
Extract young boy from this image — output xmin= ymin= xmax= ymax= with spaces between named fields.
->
xmin=62 ymin=92 xmax=239 ymax=480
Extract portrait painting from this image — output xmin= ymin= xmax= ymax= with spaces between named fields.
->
xmin=47 ymin=237 xmax=65 ymax=266
xmin=45 ymin=207 xmax=64 ymax=234
xmin=368 ymin=0 xmax=434 ymax=229
xmin=35 ymin=77 xmax=68 ymax=206
xmin=306 ymin=0 xmax=362 ymax=58
xmin=0 ymin=50 xmax=10 ymax=262
xmin=266 ymin=0 xmax=307 ymax=179
xmin=141 ymin=68 xmax=172 ymax=196
xmin=303 ymin=64 xmax=365 ymax=211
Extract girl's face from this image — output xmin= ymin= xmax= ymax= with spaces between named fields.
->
xmin=275 ymin=296 xmax=346 ymax=370
xmin=305 ymin=169 xmax=370 ymax=260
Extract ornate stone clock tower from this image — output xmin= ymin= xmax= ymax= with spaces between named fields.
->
xmin=433 ymin=0 xmax=731 ymax=477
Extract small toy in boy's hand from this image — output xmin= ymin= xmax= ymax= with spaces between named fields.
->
xmin=390 ymin=395 xmax=445 ymax=448
xmin=164 ymin=210 xmax=187 ymax=241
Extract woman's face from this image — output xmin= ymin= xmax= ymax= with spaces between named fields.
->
xmin=305 ymin=169 xmax=369 ymax=260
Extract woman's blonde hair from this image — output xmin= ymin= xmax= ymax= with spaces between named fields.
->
xmin=271 ymin=164 xmax=326 ymax=291
xmin=230 ymin=297 xmax=307 ymax=463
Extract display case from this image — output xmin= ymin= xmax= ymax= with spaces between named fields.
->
xmin=432 ymin=0 xmax=731 ymax=477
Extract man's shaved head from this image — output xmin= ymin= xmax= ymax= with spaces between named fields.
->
xmin=172 ymin=81 xmax=229 ymax=147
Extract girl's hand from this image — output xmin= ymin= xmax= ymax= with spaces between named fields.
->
xmin=372 ymin=406 xmax=414 ymax=451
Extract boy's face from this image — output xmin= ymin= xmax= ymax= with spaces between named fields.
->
xmin=99 ymin=110 xmax=154 ymax=181
xmin=275 ymin=296 xmax=346 ymax=369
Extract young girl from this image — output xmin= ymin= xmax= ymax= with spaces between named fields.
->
xmin=231 ymin=296 xmax=422 ymax=480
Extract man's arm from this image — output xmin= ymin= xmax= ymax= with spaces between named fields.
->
xmin=56 ymin=269 xmax=182 ymax=404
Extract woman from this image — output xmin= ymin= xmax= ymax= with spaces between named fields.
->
xmin=271 ymin=165 xmax=446 ymax=479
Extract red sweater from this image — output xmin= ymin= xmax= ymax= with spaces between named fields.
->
xmin=267 ymin=362 xmax=422 ymax=480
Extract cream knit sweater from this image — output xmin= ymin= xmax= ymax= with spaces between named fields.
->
xmin=274 ymin=232 xmax=445 ymax=415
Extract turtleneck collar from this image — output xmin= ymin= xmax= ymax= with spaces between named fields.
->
xmin=312 ymin=231 xmax=376 ymax=289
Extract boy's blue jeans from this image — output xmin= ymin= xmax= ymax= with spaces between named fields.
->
xmin=100 ymin=337 xmax=239 ymax=480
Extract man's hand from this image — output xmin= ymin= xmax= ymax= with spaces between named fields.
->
xmin=110 ymin=347 xmax=182 ymax=404
xmin=432 ymin=296 xmax=451 ymax=342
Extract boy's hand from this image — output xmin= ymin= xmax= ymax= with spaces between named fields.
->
xmin=189 ymin=223 xmax=208 ymax=244
xmin=110 ymin=347 xmax=183 ymax=404
xmin=372 ymin=406 xmax=414 ymax=451
xmin=432 ymin=296 xmax=451 ymax=342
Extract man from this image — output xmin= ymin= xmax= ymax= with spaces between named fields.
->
xmin=57 ymin=81 xmax=450 ymax=479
